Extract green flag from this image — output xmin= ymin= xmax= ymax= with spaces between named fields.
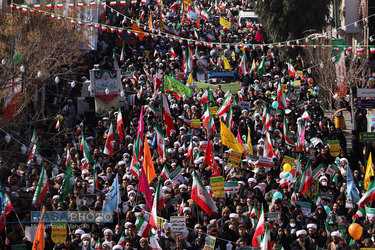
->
xmin=59 ymin=151 xmax=74 ymax=203
xmin=164 ymin=75 xmax=192 ymax=97
xmin=257 ymin=56 xmax=266 ymax=75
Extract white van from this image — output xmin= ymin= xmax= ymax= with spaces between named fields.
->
xmin=239 ymin=10 xmax=260 ymax=26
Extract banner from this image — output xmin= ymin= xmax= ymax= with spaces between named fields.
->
xmin=219 ymin=16 xmax=231 ymax=29
xmin=312 ymin=164 xmax=326 ymax=180
xmin=328 ymin=140 xmax=340 ymax=157
xmin=170 ymin=216 xmax=186 ymax=240
xmin=228 ymin=150 xmax=242 ymax=168
xmin=195 ymin=81 xmax=241 ymax=93
xmin=224 ymin=182 xmax=239 ymax=193
xmin=332 ymin=39 xmax=347 ymax=98
xmin=368 ymin=109 xmax=375 ymax=133
xmin=164 ymin=76 xmax=192 ymax=97
xmin=239 ymin=101 xmax=251 ymax=110
xmin=191 ymin=119 xmax=201 ymax=128
xmin=92 ymin=69 xmax=120 ymax=116
xmin=365 ymin=207 xmax=375 ymax=221
xmin=360 ymin=132 xmax=375 ymax=142
xmin=211 ymin=176 xmax=224 ymax=197
xmin=246 ymin=154 xmax=273 ymax=168
xmin=295 ymin=201 xmax=312 ymax=216
xmin=267 ymin=212 xmax=279 ymax=223
xmin=51 ymin=223 xmax=67 ymax=245
xmin=209 ymin=106 xmax=218 ymax=115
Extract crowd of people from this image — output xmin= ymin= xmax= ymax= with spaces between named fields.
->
xmin=2 ymin=0 xmax=375 ymax=249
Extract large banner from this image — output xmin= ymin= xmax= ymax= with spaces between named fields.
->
xmin=91 ymin=69 xmax=120 ymax=116
xmin=332 ymin=39 xmax=347 ymax=98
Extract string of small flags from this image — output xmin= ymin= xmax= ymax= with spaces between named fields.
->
xmin=9 ymin=3 xmax=375 ymax=55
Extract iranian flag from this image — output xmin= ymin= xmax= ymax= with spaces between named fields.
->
xmin=260 ymin=223 xmax=271 ymax=250
xmin=32 ymin=167 xmax=50 ymax=207
xmin=34 ymin=3 xmax=41 ymax=8
xmin=76 ymin=121 xmax=83 ymax=132
xmin=169 ymin=47 xmax=176 ymax=58
xmin=28 ymin=130 xmax=39 ymax=158
xmin=358 ymin=187 xmax=375 ymax=209
xmin=161 ymin=165 xmax=170 ymax=180
xmin=136 ymin=216 xmax=152 ymax=238
xmin=162 ymin=94 xmax=176 ymax=135
xmin=277 ymin=83 xmax=287 ymax=110
xmin=149 ymin=180 xmax=164 ymax=229
xmin=46 ymin=2 xmax=52 ymax=8
xmin=226 ymin=104 xmax=233 ymax=130
xmin=118 ymin=232 xmax=125 ymax=246
xmin=262 ymin=113 xmax=271 ymax=134
xmin=77 ymin=1 xmax=84 ymax=7
xmin=155 ymin=124 xmax=166 ymax=162
xmin=131 ymin=0 xmax=137 ymax=4
xmin=191 ymin=171 xmax=218 ymax=215
xmin=370 ymin=47 xmax=375 ymax=54
xmin=186 ymin=140 xmax=194 ymax=161
xmin=297 ymin=159 xmax=312 ymax=194
xmin=280 ymin=172 xmax=292 ymax=188
xmin=0 ymin=190 xmax=14 ymax=232
xmin=302 ymin=110 xmax=310 ymax=120
xmin=110 ymin=0 xmax=117 ymax=5
xmin=310 ymin=137 xmax=323 ymax=147
xmin=103 ymin=123 xmax=114 ymax=157
xmin=55 ymin=119 xmax=61 ymax=130
xmin=130 ymin=136 xmax=141 ymax=178
xmin=90 ymin=0 xmax=96 ymax=6
xmin=117 ymin=108 xmax=124 ymax=142
xmin=69 ymin=2 xmax=74 ymax=7
xmin=57 ymin=2 xmax=63 ymax=8
xmin=81 ymin=131 xmax=95 ymax=164
xmin=283 ymin=116 xmax=295 ymax=147
xmin=216 ymin=92 xmax=232 ymax=118
xmin=202 ymin=107 xmax=216 ymax=139
xmin=250 ymin=205 xmax=258 ymax=218
xmin=265 ymin=132 xmax=275 ymax=158
xmin=252 ymin=204 xmax=265 ymax=247
xmin=355 ymin=208 xmax=366 ymax=218
xmin=287 ymin=60 xmax=296 ymax=78
xmin=179 ymin=200 xmax=185 ymax=216
xmin=200 ymin=9 xmax=211 ymax=20
xmin=239 ymin=53 xmax=246 ymax=76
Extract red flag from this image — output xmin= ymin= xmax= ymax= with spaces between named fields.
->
xmin=203 ymin=140 xmax=220 ymax=177
xmin=139 ymin=167 xmax=153 ymax=210
xmin=255 ymin=30 xmax=264 ymax=43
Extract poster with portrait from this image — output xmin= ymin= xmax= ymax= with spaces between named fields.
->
xmin=90 ymin=69 xmax=120 ymax=116
xmin=193 ymin=59 xmax=208 ymax=82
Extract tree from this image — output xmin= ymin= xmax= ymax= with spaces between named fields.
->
xmin=0 ymin=6 xmax=90 ymax=164
xmin=250 ymin=0 xmax=332 ymax=42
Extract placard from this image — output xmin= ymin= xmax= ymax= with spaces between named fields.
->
xmin=211 ymin=176 xmax=225 ymax=198
xmin=367 ymin=109 xmax=375 ymax=132
xmin=246 ymin=154 xmax=273 ymax=168
xmin=228 ymin=150 xmax=242 ymax=168
xmin=51 ymin=223 xmax=67 ymax=245
xmin=326 ymin=164 xmax=339 ymax=176
xmin=365 ymin=207 xmax=375 ymax=221
xmin=25 ymin=226 xmax=38 ymax=242
xmin=204 ymin=235 xmax=216 ymax=250
xmin=209 ymin=107 xmax=218 ymax=115
xmin=312 ymin=164 xmax=326 ymax=180
xmin=328 ymin=140 xmax=340 ymax=157
xmin=170 ymin=216 xmax=186 ymax=240
xmin=191 ymin=119 xmax=201 ymax=128
xmin=239 ymin=101 xmax=251 ymax=110
xmin=224 ymin=182 xmax=239 ymax=193
xmin=360 ymin=132 xmax=375 ymax=142
xmin=170 ymin=167 xmax=183 ymax=186
xmin=267 ymin=212 xmax=279 ymax=223
xmin=281 ymin=156 xmax=296 ymax=171
xmin=295 ymin=201 xmax=312 ymax=216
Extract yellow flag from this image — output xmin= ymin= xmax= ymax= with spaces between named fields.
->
xmin=32 ymin=207 xmax=45 ymax=250
xmin=221 ymin=55 xmax=231 ymax=70
xmin=247 ymin=129 xmax=253 ymax=155
xmin=220 ymin=121 xmax=244 ymax=154
xmin=187 ymin=72 xmax=193 ymax=87
xmin=160 ymin=17 xmax=164 ymax=31
xmin=143 ymin=137 xmax=156 ymax=183
xmin=365 ymin=152 xmax=374 ymax=190
xmin=219 ymin=16 xmax=231 ymax=29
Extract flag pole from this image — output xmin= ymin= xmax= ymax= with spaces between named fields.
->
xmin=14 ymin=211 xmax=25 ymax=234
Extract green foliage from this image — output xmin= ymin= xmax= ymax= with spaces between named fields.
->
xmin=251 ymin=0 xmax=332 ymax=42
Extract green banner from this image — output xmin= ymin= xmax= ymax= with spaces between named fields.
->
xmin=359 ymin=132 xmax=375 ymax=142
xmin=164 ymin=76 xmax=192 ymax=97
xmin=195 ymin=81 xmax=241 ymax=93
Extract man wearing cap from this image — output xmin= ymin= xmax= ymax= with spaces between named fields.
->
xmin=327 ymin=231 xmax=346 ymax=250
xmin=81 ymin=233 xmax=92 ymax=249
xmin=71 ymin=228 xmax=85 ymax=249
xmin=103 ymin=228 xmax=116 ymax=247
xmin=292 ymin=229 xmax=315 ymax=250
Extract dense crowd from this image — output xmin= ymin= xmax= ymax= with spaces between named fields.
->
xmin=2 ymin=0 xmax=375 ymax=249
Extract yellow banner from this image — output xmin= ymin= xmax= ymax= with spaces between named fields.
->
xmin=209 ymin=107 xmax=218 ymax=115
xmin=191 ymin=119 xmax=201 ymax=128
xmin=51 ymin=223 xmax=67 ymax=245
xmin=219 ymin=16 xmax=231 ymax=29
xmin=296 ymin=70 xmax=303 ymax=77
xmin=221 ymin=55 xmax=232 ymax=70
xmin=220 ymin=121 xmax=244 ymax=153
xmin=281 ymin=156 xmax=296 ymax=171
